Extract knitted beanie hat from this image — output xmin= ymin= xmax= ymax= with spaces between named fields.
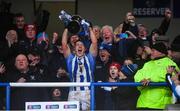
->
xmin=151 ymin=42 xmax=168 ymax=55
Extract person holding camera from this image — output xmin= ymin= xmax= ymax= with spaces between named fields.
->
xmin=114 ymin=12 xmax=138 ymax=40
xmin=61 ymin=25 xmax=97 ymax=110
xmin=113 ymin=12 xmax=138 ymax=62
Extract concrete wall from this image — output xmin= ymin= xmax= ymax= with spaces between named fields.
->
xmin=10 ymin=0 xmax=34 ymax=23
xmin=36 ymin=1 xmax=75 ymax=36
xmin=8 ymin=0 xmax=75 ymax=36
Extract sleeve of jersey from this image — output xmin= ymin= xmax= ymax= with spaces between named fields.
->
xmin=87 ymin=53 xmax=95 ymax=72
xmin=66 ymin=54 xmax=74 ymax=76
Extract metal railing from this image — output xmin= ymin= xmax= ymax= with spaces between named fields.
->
xmin=0 ymin=82 xmax=168 ymax=111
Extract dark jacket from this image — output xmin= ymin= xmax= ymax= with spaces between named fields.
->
xmin=111 ymin=75 xmax=140 ymax=110
xmin=94 ymin=59 xmax=113 ymax=110
xmin=47 ymin=44 xmax=67 ymax=81
xmin=7 ymin=68 xmax=49 ymax=110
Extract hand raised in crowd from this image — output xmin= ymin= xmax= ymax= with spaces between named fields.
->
xmin=165 ymin=8 xmax=172 ymax=20
xmin=29 ymin=60 xmax=39 ymax=66
xmin=52 ymin=32 xmax=59 ymax=44
xmin=28 ymin=54 xmax=40 ymax=66
xmin=0 ymin=64 xmax=6 ymax=74
xmin=118 ymin=71 xmax=127 ymax=80
xmin=58 ymin=45 xmax=63 ymax=54
xmin=5 ymin=30 xmax=18 ymax=47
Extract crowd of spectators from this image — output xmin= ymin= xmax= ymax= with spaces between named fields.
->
xmin=1 ymin=7 xmax=180 ymax=110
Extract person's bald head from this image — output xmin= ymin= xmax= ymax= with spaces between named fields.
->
xmin=15 ymin=54 xmax=29 ymax=72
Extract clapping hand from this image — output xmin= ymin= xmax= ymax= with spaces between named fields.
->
xmin=165 ymin=8 xmax=172 ymax=19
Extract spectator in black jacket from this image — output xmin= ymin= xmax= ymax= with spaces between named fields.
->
xmin=47 ymin=32 xmax=67 ymax=80
xmin=94 ymin=44 xmax=113 ymax=110
xmin=13 ymin=13 xmax=26 ymax=41
xmin=6 ymin=54 xmax=49 ymax=110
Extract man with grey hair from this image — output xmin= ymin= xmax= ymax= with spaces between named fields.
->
xmin=100 ymin=25 xmax=118 ymax=61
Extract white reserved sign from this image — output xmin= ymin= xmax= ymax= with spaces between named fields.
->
xmin=25 ymin=101 xmax=79 ymax=111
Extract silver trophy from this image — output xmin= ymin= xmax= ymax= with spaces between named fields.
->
xmin=59 ymin=10 xmax=90 ymax=36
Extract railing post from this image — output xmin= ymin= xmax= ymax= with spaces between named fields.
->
xmin=6 ymin=85 xmax=10 ymax=111
xmin=90 ymin=82 xmax=95 ymax=111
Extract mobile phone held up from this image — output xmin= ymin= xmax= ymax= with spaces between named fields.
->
xmin=116 ymin=33 xmax=128 ymax=39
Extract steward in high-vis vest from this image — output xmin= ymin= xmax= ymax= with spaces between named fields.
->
xmin=134 ymin=42 xmax=179 ymax=109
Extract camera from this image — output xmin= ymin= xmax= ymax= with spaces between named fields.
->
xmin=59 ymin=10 xmax=91 ymax=37
xmin=116 ymin=33 xmax=128 ymax=39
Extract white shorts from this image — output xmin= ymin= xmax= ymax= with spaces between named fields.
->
xmin=68 ymin=90 xmax=90 ymax=111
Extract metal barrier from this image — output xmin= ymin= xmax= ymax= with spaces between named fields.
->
xmin=0 ymin=82 xmax=168 ymax=111
xmin=0 ymin=83 xmax=10 ymax=111
xmin=90 ymin=82 xmax=168 ymax=111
